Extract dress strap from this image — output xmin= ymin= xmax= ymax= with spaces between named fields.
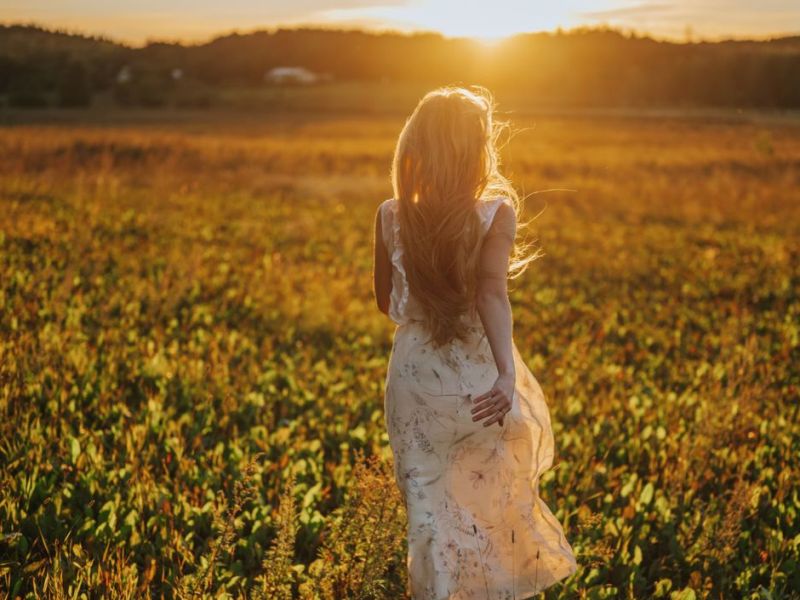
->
xmin=479 ymin=197 xmax=511 ymax=236
xmin=379 ymin=198 xmax=395 ymax=249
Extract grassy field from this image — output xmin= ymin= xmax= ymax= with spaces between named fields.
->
xmin=0 ymin=108 xmax=798 ymax=599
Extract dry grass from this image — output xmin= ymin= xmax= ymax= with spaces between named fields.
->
xmin=0 ymin=110 xmax=798 ymax=598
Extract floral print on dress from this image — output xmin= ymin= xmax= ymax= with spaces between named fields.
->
xmin=381 ymin=197 xmax=578 ymax=599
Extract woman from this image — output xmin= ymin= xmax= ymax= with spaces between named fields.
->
xmin=372 ymin=86 xmax=578 ymax=599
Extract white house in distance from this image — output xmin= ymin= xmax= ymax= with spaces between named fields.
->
xmin=265 ymin=66 xmax=319 ymax=85
xmin=116 ymin=65 xmax=132 ymax=84
xmin=115 ymin=65 xmax=185 ymax=84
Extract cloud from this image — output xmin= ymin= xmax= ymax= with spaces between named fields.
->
xmin=2 ymin=0 xmax=409 ymax=21
xmin=575 ymin=0 xmax=800 ymax=39
xmin=578 ymin=2 xmax=676 ymax=20
xmin=0 ymin=0 xmax=411 ymax=44
xmin=2 ymin=0 xmax=797 ymax=44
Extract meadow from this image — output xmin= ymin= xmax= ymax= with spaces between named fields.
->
xmin=0 ymin=106 xmax=798 ymax=599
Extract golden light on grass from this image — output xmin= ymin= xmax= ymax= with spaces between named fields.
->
xmin=1 ymin=106 xmax=798 ymax=596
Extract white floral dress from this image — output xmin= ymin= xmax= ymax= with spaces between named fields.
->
xmin=380 ymin=197 xmax=578 ymax=599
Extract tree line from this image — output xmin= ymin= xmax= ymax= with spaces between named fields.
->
xmin=1 ymin=23 xmax=798 ymax=109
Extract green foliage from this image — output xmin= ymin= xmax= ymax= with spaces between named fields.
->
xmin=301 ymin=451 xmax=407 ymax=599
xmin=57 ymin=61 xmax=92 ymax=108
xmin=3 ymin=23 xmax=800 ymax=109
xmin=255 ymin=471 xmax=298 ymax=599
xmin=0 ymin=112 xmax=798 ymax=598
xmin=7 ymin=88 xmax=49 ymax=108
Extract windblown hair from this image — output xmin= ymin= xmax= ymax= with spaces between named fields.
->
xmin=391 ymin=85 xmax=536 ymax=347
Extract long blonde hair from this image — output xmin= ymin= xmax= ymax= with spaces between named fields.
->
xmin=391 ymin=85 xmax=536 ymax=347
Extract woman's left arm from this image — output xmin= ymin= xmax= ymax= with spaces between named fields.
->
xmin=373 ymin=204 xmax=392 ymax=315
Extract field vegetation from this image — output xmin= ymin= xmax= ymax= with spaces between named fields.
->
xmin=0 ymin=108 xmax=798 ymax=598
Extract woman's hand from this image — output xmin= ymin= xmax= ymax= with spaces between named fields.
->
xmin=470 ymin=372 xmax=515 ymax=427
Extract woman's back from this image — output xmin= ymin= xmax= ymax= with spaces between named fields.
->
xmin=379 ymin=196 xmax=511 ymax=328
xmin=381 ymin=224 xmax=578 ymax=598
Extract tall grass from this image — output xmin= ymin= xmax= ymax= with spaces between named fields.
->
xmin=0 ymin=112 xmax=798 ymax=598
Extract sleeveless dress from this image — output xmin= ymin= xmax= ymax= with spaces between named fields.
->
xmin=380 ymin=196 xmax=578 ymax=600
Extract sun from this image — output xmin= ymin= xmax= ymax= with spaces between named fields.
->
xmin=410 ymin=2 xmax=533 ymax=40
xmin=319 ymin=0 xmax=576 ymax=42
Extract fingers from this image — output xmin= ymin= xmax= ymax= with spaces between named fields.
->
xmin=472 ymin=404 xmax=499 ymax=422
xmin=471 ymin=390 xmax=508 ymax=413
xmin=482 ymin=403 xmax=510 ymax=427
xmin=483 ymin=413 xmax=503 ymax=427
xmin=471 ymin=390 xmax=494 ymax=404
xmin=471 ymin=397 xmax=511 ymax=425
xmin=469 ymin=385 xmax=512 ymax=428
xmin=470 ymin=393 xmax=497 ymax=415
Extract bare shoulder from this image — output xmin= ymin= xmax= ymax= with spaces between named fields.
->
xmin=495 ymin=199 xmax=515 ymax=222
xmin=487 ymin=199 xmax=516 ymax=240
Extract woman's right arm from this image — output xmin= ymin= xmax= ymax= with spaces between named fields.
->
xmin=373 ymin=203 xmax=392 ymax=315
xmin=472 ymin=202 xmax=517 ymax=427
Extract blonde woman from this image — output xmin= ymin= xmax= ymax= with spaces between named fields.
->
xmin=373 ymin=86 xmax=578 ymax=598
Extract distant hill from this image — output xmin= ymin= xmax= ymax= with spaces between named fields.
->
xmin=1 ymin=23 xmax=798 ymax=109
xmin=0 ymin=23 xmax=122 ymax=57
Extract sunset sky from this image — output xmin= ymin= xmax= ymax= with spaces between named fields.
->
xmin=3 ymin=0 xmax=799 ymax=45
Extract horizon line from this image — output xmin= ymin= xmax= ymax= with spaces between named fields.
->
xmin=2 ymin=19 xmax=799 ymax=50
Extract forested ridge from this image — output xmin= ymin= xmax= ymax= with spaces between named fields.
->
xmin=1 ymin=23 xmax=799 ymax=108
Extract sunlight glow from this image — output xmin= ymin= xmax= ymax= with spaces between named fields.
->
xmin=319 ymin=0 xmax=590 ymax=41
xmin=5 ymin=0 xmax=799 ymax=45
